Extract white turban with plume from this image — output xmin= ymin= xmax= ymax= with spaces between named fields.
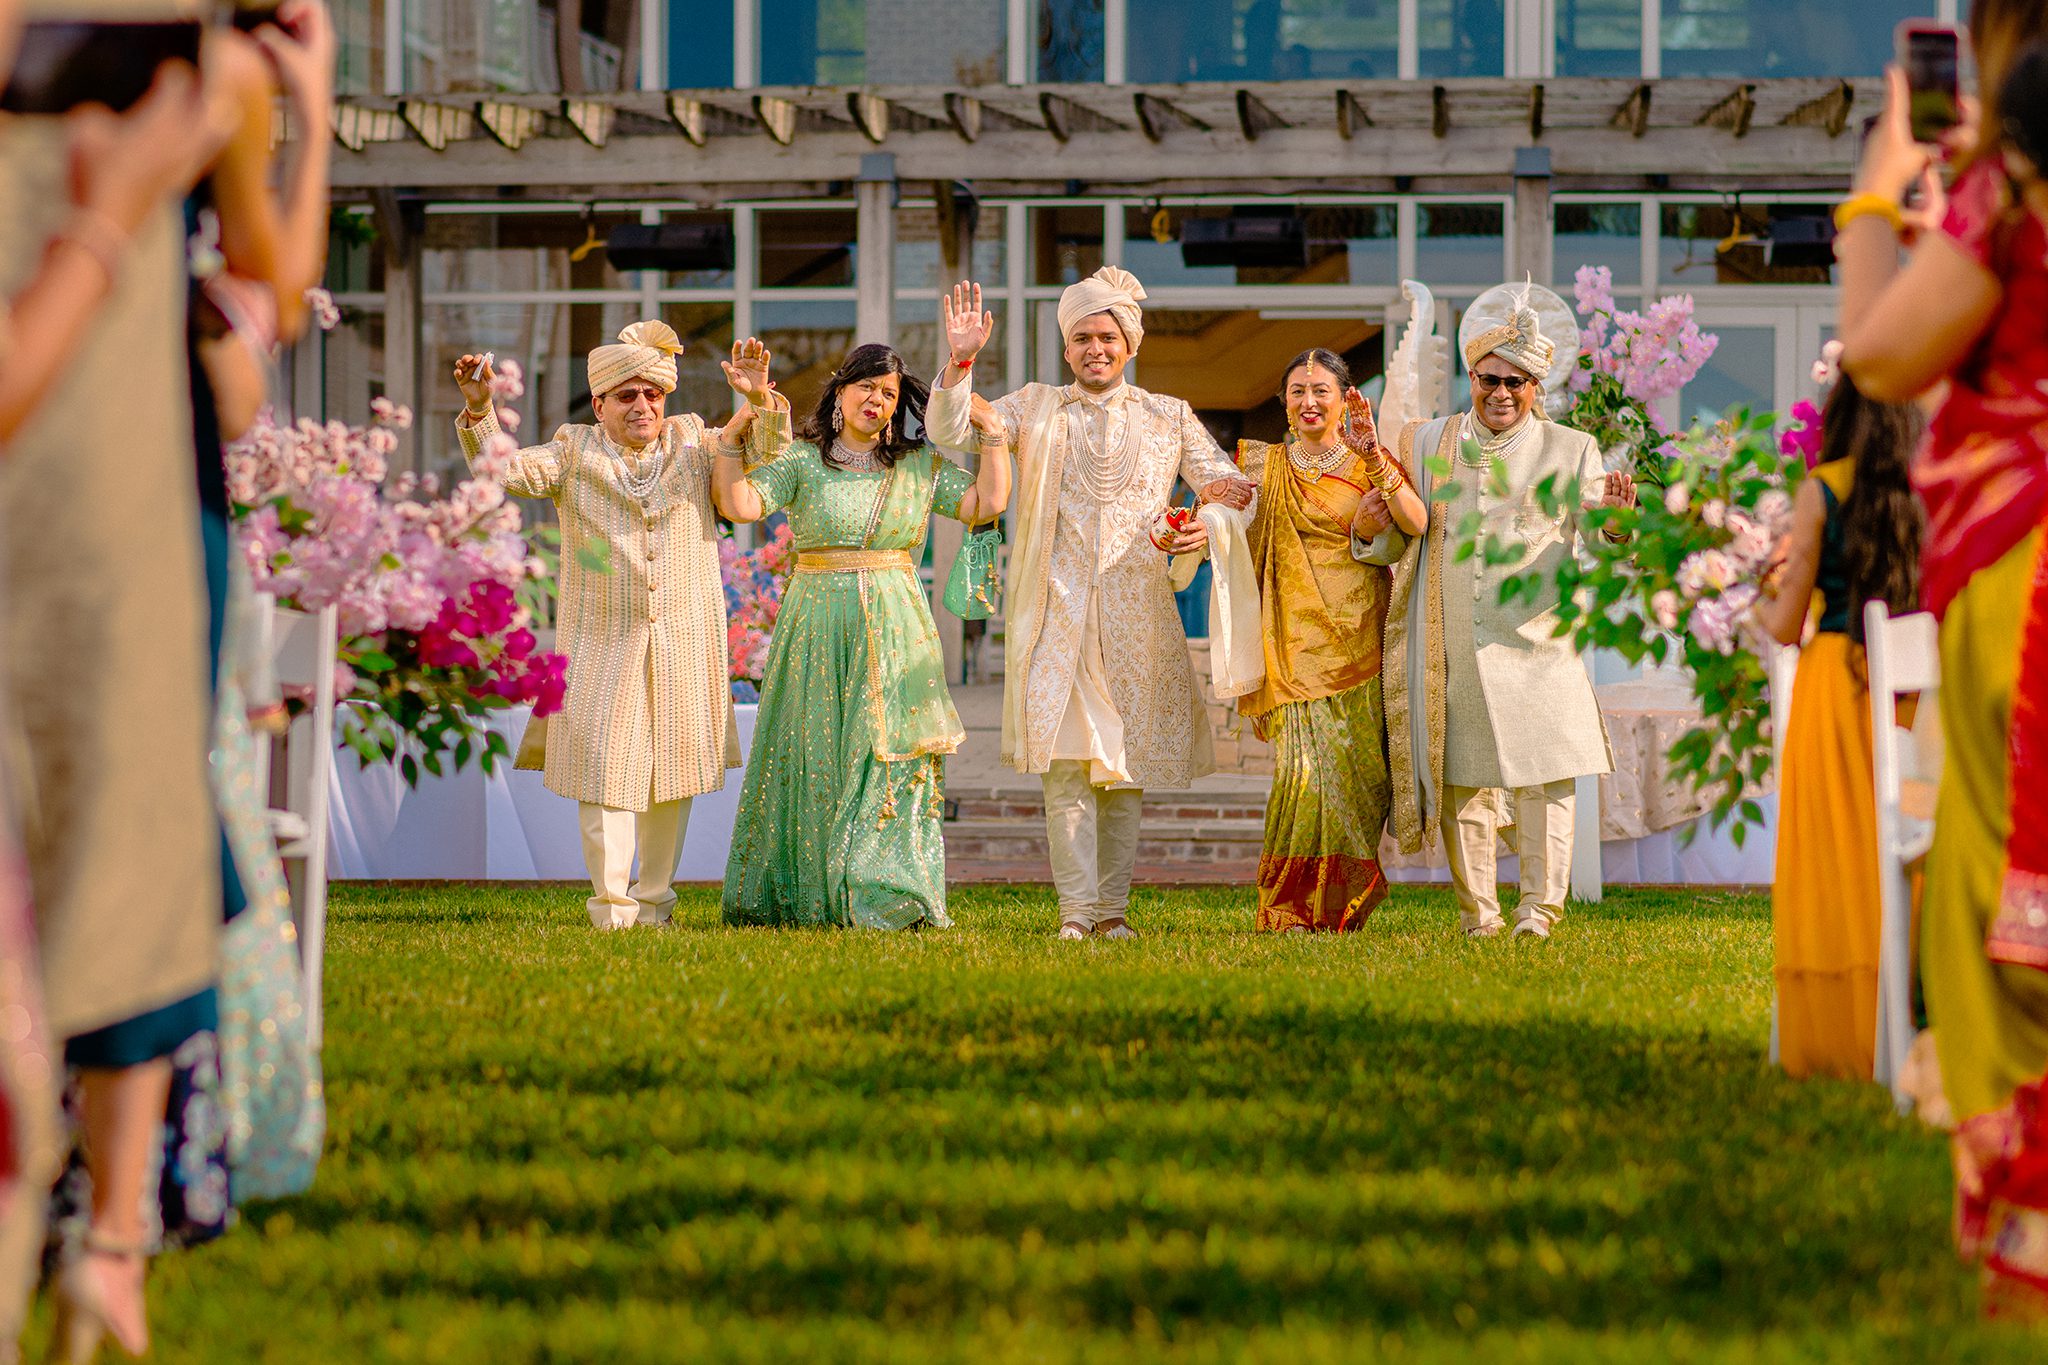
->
xmin=1057 ymin=266 xmax=1148 ymax=353
xmin=1460 ymin=281 xmax=1557 ymax=382
xmin=587 ymin=320 xmax=683 ymax=398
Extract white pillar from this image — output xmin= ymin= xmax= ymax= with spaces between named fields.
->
xmin=855 ymin=153 xmax=897 ymax=347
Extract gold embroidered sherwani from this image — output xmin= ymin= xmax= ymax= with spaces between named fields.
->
xmin=929 ymin=380 xmax=1238 ymax=789
xmin=458 ymin=407 xmax=787 ymax=811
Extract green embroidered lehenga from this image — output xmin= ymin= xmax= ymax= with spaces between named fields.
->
xmin=722 ymin=443 xmax=976 ymax=929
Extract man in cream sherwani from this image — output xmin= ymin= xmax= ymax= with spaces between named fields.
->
xmin=454 ymin=325 xmax=785 ymax=929
xmin=1363 ymin=282 xmax=1635 ymax=940
xmin=929 ymin=272 xmax=1256 ymax=940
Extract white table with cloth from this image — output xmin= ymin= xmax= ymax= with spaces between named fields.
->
xmin=329 ymin=703 xmax=757 ymax=881
xmin=1384 ymin=675 xmax=1777 ymax=886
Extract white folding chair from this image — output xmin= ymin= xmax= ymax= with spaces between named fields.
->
xmin=269 ymin=603 xmax=339 ymax=1052
xmin=1764 ymin=639 xmax=1800 ymax=1066
xmin=1866 ymin=602 xmax=1940 ymax=1105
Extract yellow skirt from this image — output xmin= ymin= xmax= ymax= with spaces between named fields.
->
xmin=1773 ymin=633 xmax=1882 ymax=1079
xmin=1924 ymin=531 xmax=2048 ymax=1122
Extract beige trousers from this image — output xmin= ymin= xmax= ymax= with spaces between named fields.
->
xmin=1440 ymin=780 xmax=1575 ymax=933
xmin=1042 ymin=760 xmax=1143 ymax=929
xmin=577 ymin=797 xmax=692 ymax=928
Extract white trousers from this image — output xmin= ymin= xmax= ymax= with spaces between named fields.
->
xmin=1042 ymin=760 xmax=1143 ymax=929
xmin=577 ymin=797 xmax=692 ymax=929
xmin=1439 ymin=780 xmax=1574 ymax=933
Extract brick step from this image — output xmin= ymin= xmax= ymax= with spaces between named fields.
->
xmin=943 ymin=818 xmax=1265 ymax=865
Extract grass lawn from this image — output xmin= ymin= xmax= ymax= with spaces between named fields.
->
xmin=105 ymin=883 xmax=2042 ymax=1362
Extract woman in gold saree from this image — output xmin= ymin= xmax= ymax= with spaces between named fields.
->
xmin=1236 ymin=350 xmax=1427 ymax=932
xmin=712 ymin=333 xmax=1010 ymax=929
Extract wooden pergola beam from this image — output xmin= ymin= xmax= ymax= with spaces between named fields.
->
xmin=945 ymin=92 xmax=982 ymax=143
xmin=754 ymin=95 xmax=798 ymax=146
xmin=848 ymin=92 xmax=890 ymax=144
xmin=1431 ymin=85 xmax=1449 ymax=138
xmin=562 ymin=99 xmax=614 ymax=148
xmin=1133 ymin=91 xmax=1206 ymax=143
xmin=1699 ymin=84 xmax=1756 ymax=138
xmin=668 ymin=94 xmax=708 ymax=146
xmin=1335 ymin=89 xmax=1370 ymax=141
xmin=1782 ymin=80 xmax=1855 ymax=137
xmin=1528 ymin=84 xmax=1545 ymax=141
xmin=400 ymin=100 xmax=473 ymax=151
xmin=1613 ymin=83 xmax=1651 ymax=138
xmin=1235 ymin=89 xmax=1287 ymax=142
xmin=477 ymin=100 xmax=547 ymax=151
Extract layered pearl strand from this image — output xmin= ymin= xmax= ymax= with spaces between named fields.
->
xmin=599 ymin=431 xmax=667 ymax=500
xmin=1459 ymin=410 xmax=1535 ymax=468
xmin=1072 ymin=397 xmax=1142 ymax=503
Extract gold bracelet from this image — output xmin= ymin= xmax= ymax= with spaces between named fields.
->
xmin=1833 ymin=192 xmax=1906 ymax=235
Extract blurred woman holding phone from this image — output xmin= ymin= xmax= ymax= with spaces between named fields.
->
xmin=0 ymin=0 xmax=248 ymax=1359
xmin=1837 ymin=0 xmax=2048 ymax=1319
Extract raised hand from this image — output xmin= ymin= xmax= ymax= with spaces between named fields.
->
xmin=1338 ymin=386 xmax=1380 ymax=455
xmin=252 ymin=0 xmax=338 ymax=109
xmin=721 ymin=337 xmax=773 ymax=403
xmin=943 ymin=281 xmax=995 ymax=366
xmin=453 ymin=353 xmax=494 ymax=411
xmin=1600 ymin=470 xmax=1637 ymax=509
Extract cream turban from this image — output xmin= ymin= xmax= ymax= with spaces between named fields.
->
xmin=587 ymin=320 xmax=683 ymax=398
xmin=1057 ymin=266 xmax=1148 ymax=353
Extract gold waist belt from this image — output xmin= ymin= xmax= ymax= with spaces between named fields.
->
xmin=794 ymin=549 xmax=914 ymax=574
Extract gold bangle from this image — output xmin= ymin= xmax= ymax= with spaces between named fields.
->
xmin=1833 ymin=193 xmax=1905 ymax=235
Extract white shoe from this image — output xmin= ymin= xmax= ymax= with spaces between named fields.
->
xmin=1058 ymin=922 xmax=1090 ymax=941
xmin=1097 ymin=919 xmax=1138 ymax=940
xmin=1512 ymin=918 xmax=1552 ymax=940
xmin=1465 ymin=921 xmax=1504 ymax=939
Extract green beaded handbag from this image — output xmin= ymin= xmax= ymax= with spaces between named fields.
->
xmin=943 ymin=522 xmax=1003 ymax=620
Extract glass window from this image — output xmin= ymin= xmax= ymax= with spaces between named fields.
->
xmin=423 ymin=212 xmax=640 ymax=294
xmin=1555 ymin=0 xmax=1641 ymax=77
xmin=894 ymin=298 xmax=1009 ymax=404
xmin=1555 ymin=202 xmax=1642 ymax=288
xmin=658 ymin=210 xmax=739 ymax=291
xmin=757 ymin=209 xmax=858 ymax=289
xmin=1418 ymin=0 xmax=1505 ymax=78
xmin=319 ymin=307 xmax=384 ymax=433
xmin=422 ymin=300 xmax=643 ymax=478
xmin=1124 ymin=0 xmax=1397 ymax=83
xmin=1030 ymin=206 xmax=1103 ymax=287
xmin=753 ymin=300 xmax=859 ymax=420
xmin=333 ymin=0 xmax=386 ymax=94
xmin=326 ymin=210 xmax=385 ymax=294
xmin=760 ymin=0 xmax=1006 ymax=85
xmin=403 ymin=0 xmax=636 ymax=93
xmin=1661 ymin=0 xmax=1918 ymax=78
xmin=895 ymin=203 xmax=1008 ymax=295
xmin=1416 ymin=203 xmax=1506 ymax=286
xmin=1119 ymin=204 xmax=1396 ymax=287
xmin=667 ymin=0 xmax=734 ymax=87
xmin=1658 ymin=203 xmax=1835 ymax=286
xmin=1039 ymin=0 xmax=1105 ymax=81
xmin=659 ymin=303 xmax=740 ymax=426
xmin=1678 ymin=322 xmax=1776 ymax=428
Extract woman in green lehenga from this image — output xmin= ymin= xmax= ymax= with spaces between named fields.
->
xmin=713 ymin=316 xmax=1011 ymax=929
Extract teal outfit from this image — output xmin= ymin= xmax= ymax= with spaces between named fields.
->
xmin=722 ymin=443 xmax=977 ymax=929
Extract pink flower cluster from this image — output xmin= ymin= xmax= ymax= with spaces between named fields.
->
xmin=720 ymin=522 xmax=794 ymax=694
xmin=1779 ymin=399 xmax=1825 ymax=469
xmin=1668 ymin=481 xmax=1795 ymax=655
xmin=1571 ymin=266 xmax=1719 ymax=404
xmin=228 ymin=376 xmax=566 ymax=720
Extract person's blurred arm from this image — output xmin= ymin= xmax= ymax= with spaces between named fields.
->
xmin=1757 ymin=478 xmax=1826 ymax=647
xmin=0 ymin=66 xmax=234 ymax=447
xmin=250 ymin=0 xmax=336 ymax=340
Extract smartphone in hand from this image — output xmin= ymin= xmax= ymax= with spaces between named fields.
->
xmin=1895 ymin=20 xmax=1962 ymax=145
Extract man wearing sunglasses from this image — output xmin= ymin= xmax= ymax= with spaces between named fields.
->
xmin=1361 ymin=281 xmax=1635 ymax=942
xmin=454 ymin=323 xmax=787 ymax=930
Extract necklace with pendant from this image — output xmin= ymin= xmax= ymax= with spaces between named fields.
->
xmin=1070 ymin=394 xmax=1143 ymax=503
xmin=1286 ymin=438 xmax=1347 ymax=482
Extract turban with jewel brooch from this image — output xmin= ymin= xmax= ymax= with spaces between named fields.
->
xmin=1456 ymin=278 xmax=1583 ymax=417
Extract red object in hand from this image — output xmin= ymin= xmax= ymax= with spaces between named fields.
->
xmin=1163 ymin=506 xmax=1196 ymax=533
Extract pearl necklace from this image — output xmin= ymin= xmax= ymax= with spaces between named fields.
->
xmin=1458 ymin=411 xmax=1534 ymax=469
xmin=600 ymin=431 xmax=667 ymax=500
xmin=1070 ymin=392 xmax=1142 ymax=503
xmin=1286 ymin=438 xmax=1348 ymax=482
xmin=828 ymin=437 xmax=885 ymax=472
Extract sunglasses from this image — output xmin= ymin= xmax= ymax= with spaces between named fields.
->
xmin=1473 ymin=374 xmax=1535 ymax=393
xmin=608 ymin=386 xmax=666 ymax=407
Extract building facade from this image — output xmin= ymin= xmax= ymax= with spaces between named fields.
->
xmin=308 ymin=0 xmax=1947 ymax=668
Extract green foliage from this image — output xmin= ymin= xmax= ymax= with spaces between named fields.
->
xmin=84 ymin=884 xmax=2014 ymax=1364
